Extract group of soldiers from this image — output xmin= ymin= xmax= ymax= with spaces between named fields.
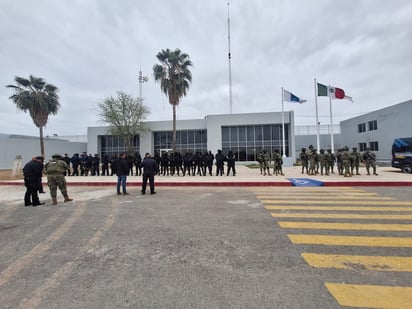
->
xmin=257 ymin=149 xmax=285 ymax=176
xmin=64 ymin=150 xmax=238 ymax=177
xmin=299 ymin=145 xmax=378 ymax=177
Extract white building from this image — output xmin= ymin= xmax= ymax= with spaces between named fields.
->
xmin=87 ymin=111 xmax=296 ymax=166
xmin=340 ymin=99 xmax=412 ymax=163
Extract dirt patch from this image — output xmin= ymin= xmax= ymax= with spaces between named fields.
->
xmin=0 ymin=169 xmax=23 ymax=180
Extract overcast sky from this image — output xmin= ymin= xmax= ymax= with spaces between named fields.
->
xmin=1 ymin=0 xmax=411 ymax=137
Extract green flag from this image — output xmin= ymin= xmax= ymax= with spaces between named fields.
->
xmin=317 ymin=83 xmax=328 ymax=96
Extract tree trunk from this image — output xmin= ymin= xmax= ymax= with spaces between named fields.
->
xmin=172 ymin=104 xmax=177 ymax=153
xmin=39 ymin=126 xmax=45 ymax=159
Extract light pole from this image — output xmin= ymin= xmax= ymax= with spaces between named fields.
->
xmin=138 ymin=70 xmax=148 ymax=99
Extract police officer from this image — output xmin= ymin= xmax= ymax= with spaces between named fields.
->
xmin=140 ymin=153 xmax=159 ymax=195
xmin=23 ymin=156 xmax=45 ymax=206
xmin=45 ymin=154 xmax=73 ymax=205
xmin=226 ymin=150 xmax=236 ymax=176
xmin=215 ymin=150 xmax=225 ymax=176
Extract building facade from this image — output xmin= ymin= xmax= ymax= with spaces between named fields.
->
xmin=340 ymin=100 xmax=412 ymax=162
xmin=87 ymin=111 xmax=296 ymax=165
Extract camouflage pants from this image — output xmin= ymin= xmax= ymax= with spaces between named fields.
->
xmin=47 ymin=174 xmax=67 ymax=198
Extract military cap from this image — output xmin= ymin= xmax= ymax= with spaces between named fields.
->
xmin=52 ymin=153 xmax=62 ymax=159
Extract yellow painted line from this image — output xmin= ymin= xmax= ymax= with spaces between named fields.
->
xmin=302 ymin=253 xmax=412 ymax=272
xmin=271 ymin=212 xmax=412 ymax=220
xmin=288 ymin=234 xmax=412 ymax=247
xmin=325 ymin=283 xmax=412 ymax=308
xmin=278 ymin=221 xmax=412 ymax=231
xmin=266 ymin=205 xmax=412 ymax=212
xmin=258 ymin=195 xmax=393 ymax=200
xmin=262 ymin=199 xmax=412 ymax=205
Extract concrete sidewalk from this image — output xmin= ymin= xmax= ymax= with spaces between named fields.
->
xmin=2 ymin=165 xmax=412 ymax=187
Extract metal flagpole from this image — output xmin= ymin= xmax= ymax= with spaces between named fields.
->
xmin=227 ymin=1 xmax=233 ymax=114
xmin=329 ymin=86 xmax=335 ymax=153
xmin=314 ymin=78 xmax=320 ymax=150
xmin=281 ymin=87 xmax=286 ymax=157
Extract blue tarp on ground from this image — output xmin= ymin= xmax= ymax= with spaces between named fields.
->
xmin=288 ymin=178 xmax=324 ymax=186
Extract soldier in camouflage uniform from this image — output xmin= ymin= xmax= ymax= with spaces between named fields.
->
xmin=327 ymin=149 xmax=335 ymax=174
xmin=299 ymin=148 xmax=308 ymax=174
xmin=350 ymin=147 xmax=362 ymax=175
xmin=319 ymin=149 xmax=329 ymax=176
xmin=336 ymin=148 xmax=344 ymax=175
xmin=341 ymin=146 xmax=352 ymax=177
xmin=306 ymin=145 xmax=316 ymax=175
xmin=362 ymin=148 xmax=378 ymax=175
xmin=45 ymin=154 xmax=73 ymax=205
xmin=272 ymin=149 xmax=284 ymax=176
xmin=261 ymin=149 xmax=271 ymax=176
xmin=257 ymin=151 xmax=264 ymax=175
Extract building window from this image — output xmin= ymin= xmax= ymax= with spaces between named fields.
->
xmin=369 ymin=141 xmax=379 ymax=151
xmin=154 ymin=130 xmax=207 ymax=155
xmin=359 ymin=142 xmax=367 ymax=152
xmin=222 ymin=124 xmax=288 ymax=161
xmin=100 ymin=135 xmax=140 ymax=157
xmin=368 ymin=120 xmax=378 ymax=131
xmin=358 ymin=123 xmax=366 ymax=133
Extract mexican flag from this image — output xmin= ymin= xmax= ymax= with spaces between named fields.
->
xmin=317 ymin=83 xmax=353 ymax=102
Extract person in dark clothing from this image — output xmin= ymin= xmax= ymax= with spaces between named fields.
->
xmin=71 ymin=153 xmax=80 ymax=176
xmin=140 ymin=153 xmax=159 ymax=195
xmin=116 ymin=153 xmax=130 ymax=195
xmin=62 ymin=153 xmax=71 ymax=176
xmin=226 ymin=150 xmax=236 ymax=176
xmin=101 ymin=154 xmax=109 ymax=176
xmin=134 ymin=152 xmax=142 ymax=176
xmin=215 ymin=149 xmax=225 ymax=176
xmin=91 ymin=154 xmax=100 ymax=176
xmin=23 ymin=156 xmax=45 ymax=206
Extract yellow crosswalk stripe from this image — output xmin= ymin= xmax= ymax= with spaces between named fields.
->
xmin=302 ymin=253 xmax=412 ymax=272
xmin=325 ymin=283 xmax=412 ymax=308
xmin=278 ymin=221 xmax=412 ymax=231
xmin=288 ymin=234 xmax=412 ymax=247
xmin=258 ymin=194 xmax=392 ymax=200
xmin=262 ymin=199 xmax=412 ymax=205
xmin=266 ymin=205 xmax=412 ymax=211
xmin=271 ymin=212 xmax=412 ymax=220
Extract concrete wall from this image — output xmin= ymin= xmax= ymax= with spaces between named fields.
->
xmin=340 ymin=100 xmax=412 ymax=162
xmin=0 ymin=134 xmax=87 ymax=169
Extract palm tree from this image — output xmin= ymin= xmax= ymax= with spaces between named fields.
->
xmin=6 ymin=75 xmax=60 ymax=158
xmin=153 ymin=48 xmax=193 ymax=152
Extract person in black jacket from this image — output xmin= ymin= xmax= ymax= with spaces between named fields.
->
xmin=116 ymin=153 xmax=130 ymax=195
xmin=23 ymin=156 xmax=45 ymax=206
xmin=140 ymin=153 xmax=159 ymax=195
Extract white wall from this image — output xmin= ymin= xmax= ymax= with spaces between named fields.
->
xmin=0 ymin=134 xmax=86 ymax=169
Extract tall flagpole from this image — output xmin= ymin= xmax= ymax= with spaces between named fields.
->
xmin=329 ymin=87 xmax=335 ymax=153
xmin=281 ymin=87 xmax=285 ymax=157
xmin=227 ymin=1 xmax=233 ymax=114
xmin=314 ymin=78 xmax=320 ymax=150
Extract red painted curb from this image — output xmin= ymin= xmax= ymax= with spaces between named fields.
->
xmin=2 ymin=181 xmax=412 ymax=187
